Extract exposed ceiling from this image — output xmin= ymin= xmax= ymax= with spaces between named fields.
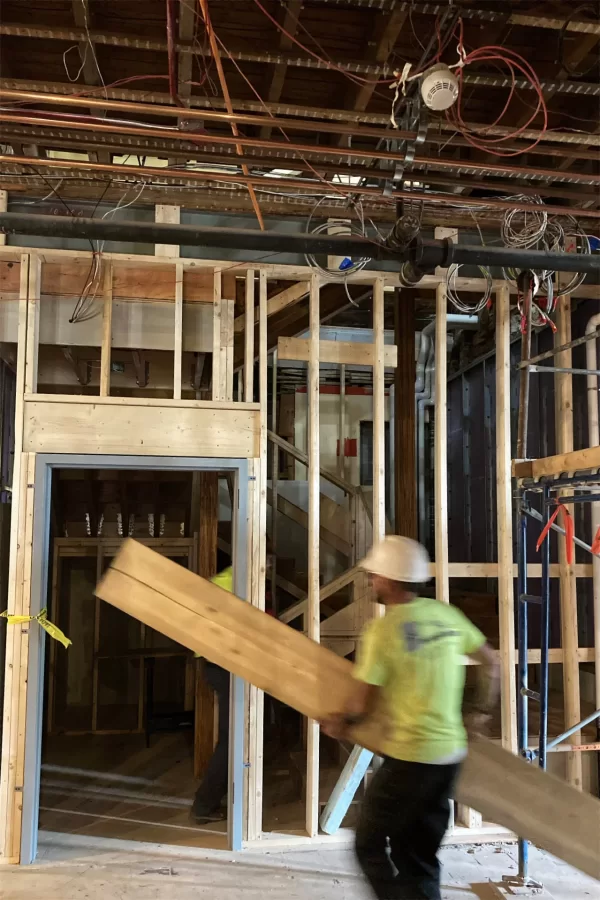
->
xmin=0 ymin=0 xmax=598 ymax=231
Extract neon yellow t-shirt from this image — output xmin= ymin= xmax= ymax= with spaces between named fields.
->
xmin=353 ymin=597 xmax=485 ymax=763
xmin=210 ymin=566 xmax=233 ymax=593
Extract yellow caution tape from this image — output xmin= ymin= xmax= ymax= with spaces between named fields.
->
xmin=0 ymin=607 xmax=71 ymax=649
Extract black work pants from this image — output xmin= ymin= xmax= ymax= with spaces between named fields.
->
xmin=192 ymin=663 xmax=230 ymax=816
xmin=355 ymin=757 xmax=460 ymax=900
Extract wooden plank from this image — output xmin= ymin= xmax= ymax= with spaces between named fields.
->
xmin=24 ymin=393 xmax=259 ymax=411
xmin=513 ymin=445 xmax=600 ymax=479
xmin=277 ymin=336 xmax=397 ymax=367
xmin=212 ymin=269 xmax=222 ymax=402
xmin=434 ymin=282 xmax=449 ymax=604
xmin=268 ymin=430 xmax=356 ymax=495
xmin=23 ymin=399 xmax=260 ymax=457
xmin=173 ymin=262 xmax=183 ymax=399
xmin=99 ymin=262 xmax=113 ymax=397
xmin=96 ymin=541 xmax=600 ymax=881
xmin=307 ymin=273 xmax=320 ymax=838
xmin=495 ymin=283 xmax=517 ymax=753
xmin=279 ymin=566 xmax=360 ymax=625
xmin=372 ymin=277 xmax=385 ymax=546
xmin=244 ymin=270 xmax=255 ymax=402
xmin=554 ymin=296 xmax=583 ymax=790
xmin=0 ymin=254 xmax=29 ymax=864
xmin=267 ymin=490 xmax=349 ymax=557
xmin=155 ymin=204 xmax=180 ymax=257
xmin=320 ymin=746 xmax=373 ymax=835
xmin=234 ymin=280 xmax=311 ymax=333
xmin=24 ymin=254 xmax=40 ymax=395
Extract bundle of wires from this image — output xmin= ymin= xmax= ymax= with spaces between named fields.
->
xmin=501 ymin=200 xmax=591 ymax=318
xmin=445 ymin=21 xmax=548 ymax=157
xmin=304 ymin=197 xmax=380 ymax=305
xmin=446 ymin=264 xmax=492 ymax=315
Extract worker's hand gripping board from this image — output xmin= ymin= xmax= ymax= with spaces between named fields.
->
xmin=96 ymin=540 xmax=600 ymax=880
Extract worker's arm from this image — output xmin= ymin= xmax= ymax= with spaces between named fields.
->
xmin=321 ymin=681 xmax=380 ymax=740
xmin=465 ymin=642 xmax=500 ymax=738
xmin=321 ymin=619 xmax=384 ymax=739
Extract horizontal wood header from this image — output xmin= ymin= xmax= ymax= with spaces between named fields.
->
xmin=278 ymin=336 xmax=397 ymax=367
xmin=23 ymin=397 xmax=260 ymax=458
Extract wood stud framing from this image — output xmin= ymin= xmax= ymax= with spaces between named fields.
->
xmin=554 ymin=297 xmax=583 ymax=790
xmin=495 ymin=284 xmax=517 ymax=753
xmin=1 ymin=242 xmax=599 ymax=858
xmin=306 ymin=274 xmax=321 ymax=838
xmin=434 ymin=282 xmax=449 ymax=605
xmin=99 ymin=262 xmax=113 ymax=397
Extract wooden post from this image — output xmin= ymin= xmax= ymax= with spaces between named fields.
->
xmin=338 ymin=363 xmax=346 ymax=478
xmin=394 ymin=289 xmax=417 ymax=538
xmin=154 ymin=204 xmax=180 ymax=257
xmin=24 ymin=255 xmax=41 ymax=395
xmin=212 ymin=269 xmax=222 ymax=401
xmin=244 ymin=270 xmax=255 ymax=402
xmin=306 ymin=273 xmax=320 ymax=838
xmin=434 ymin=282 xmax=449 ymax=605
xmin=173 ymin=262 xmax=183 ymax=400
xmin=0 ymin=253 xmax=31 ymax=864
xmin=373 ymin=278 xmax=386 ymax=546
xmin=0 ymin=190 xmax=6 ymax=246
xmin=194 ymin=471 xmax=219 ymax=778
xmin=271 ymin=350 xmax=278 ymax=614
xmin=495 ymin=283 xmax=518 ymax=753
xmin=246 ymin=270 xmax=268 ymax=840
xmin=554 ymin=296 xmax=583 ymax=790
xmin=220 ymin=298 xmax=234 ymax=402
xmin=99 ymin=263 xmax=113 ymax=397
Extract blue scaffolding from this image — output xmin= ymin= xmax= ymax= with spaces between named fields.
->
xmin=516 ymin=471 xmax=600 ymax=885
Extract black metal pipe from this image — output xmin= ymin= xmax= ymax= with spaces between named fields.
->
xmin=0 ymin=212 xmax=599 ymax=274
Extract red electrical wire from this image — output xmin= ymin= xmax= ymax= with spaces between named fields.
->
xmin=251 ymin=0 xmax=394 ymax=86
xmin=445 ymin=20 xmax=548 ymax=157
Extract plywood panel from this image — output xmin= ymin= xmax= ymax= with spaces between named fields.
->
xmin=23 ymin=399 xmax=259 ymax=457
xmin=96 ymin=541 xmax=600 ymax=881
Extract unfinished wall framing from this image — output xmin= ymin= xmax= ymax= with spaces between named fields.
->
xmin=0 ymin=241 xmax=597 ymax=862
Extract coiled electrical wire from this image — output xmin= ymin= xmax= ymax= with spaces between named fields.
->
xmin=304 ymin=197 xmax=373 ymax=305
xmin=501 ymin=195 xmax=548 ymax=249
xmin=446 ymin=263 xmax=492 ymax=314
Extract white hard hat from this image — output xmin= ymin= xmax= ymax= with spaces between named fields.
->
xmin=359 ymin=535 xmax=430 ymax=584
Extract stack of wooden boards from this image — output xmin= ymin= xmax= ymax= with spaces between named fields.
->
xmin=96 ymin=540 xmax=600 ymax=881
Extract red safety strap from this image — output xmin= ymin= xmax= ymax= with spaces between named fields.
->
xmin=536 ymin=502 xmax=574 ymax=565
xmin=591 ymin=525 xmax=600 ymax=557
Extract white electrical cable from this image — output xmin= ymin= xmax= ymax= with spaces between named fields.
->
xmin=446 ymin=263 xmax=492 ymax=314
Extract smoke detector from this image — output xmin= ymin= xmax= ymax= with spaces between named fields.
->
xmin=420 ymin=63 xmax=459 ymax=111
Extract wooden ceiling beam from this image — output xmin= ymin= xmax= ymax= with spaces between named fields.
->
xmin=343 ymin=1 xmax=408 ymax=119
xmin=71 ymin=0 xmax=110 ymax=164
xmin=260 ymin=0 xmax=304 ymax=140
xmin=177 ymin=0 xmax=197 ymax=107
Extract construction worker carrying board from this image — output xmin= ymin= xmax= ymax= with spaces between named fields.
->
xmin=323 ymin=535 xmax=498 ymax=900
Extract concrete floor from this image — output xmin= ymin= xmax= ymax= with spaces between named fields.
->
xmin=0 ymin=834 xmax=597 ymax=900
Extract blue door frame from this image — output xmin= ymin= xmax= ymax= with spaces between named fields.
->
xmin=22 ymin=454 xmax=249 ymax=863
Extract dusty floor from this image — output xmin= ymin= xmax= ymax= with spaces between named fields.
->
xmin=0 ymin=833 xmax=597 ymax=900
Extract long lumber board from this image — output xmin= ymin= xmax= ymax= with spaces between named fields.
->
xmin=96 ymin=540 xmax=600 ymax=879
